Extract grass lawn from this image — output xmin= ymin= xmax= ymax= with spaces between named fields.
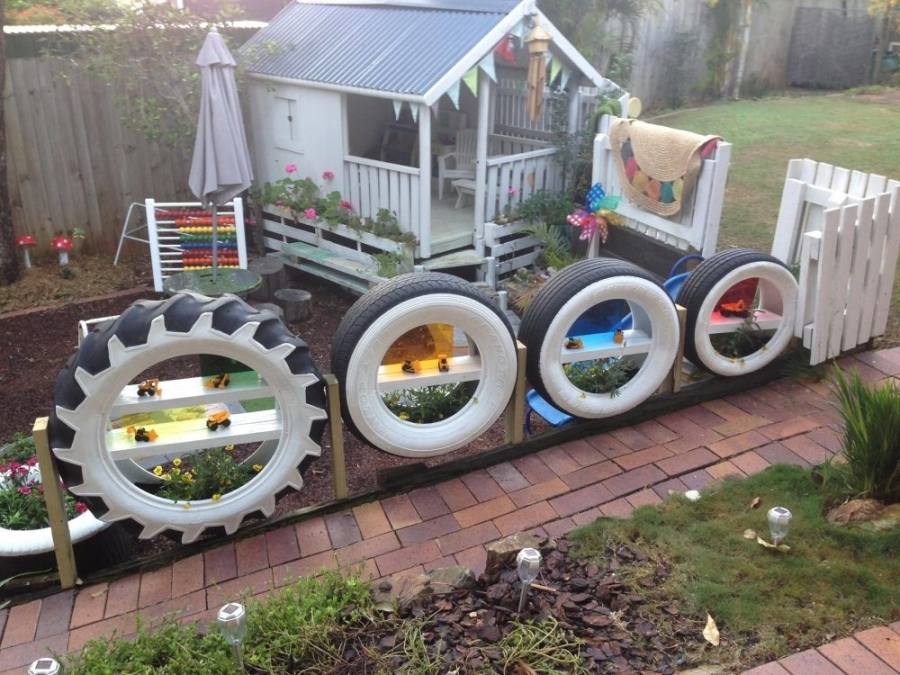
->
xmin=572 ymin=465 xmax=900 ymax=670
xmin=656 ymin=89 xmax=900 ymax=344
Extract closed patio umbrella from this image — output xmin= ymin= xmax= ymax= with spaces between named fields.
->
xmin=188 ymin=27 xmax=253 ymax=280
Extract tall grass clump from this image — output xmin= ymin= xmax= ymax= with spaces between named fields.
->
xmin=825 ymin=368 xmax=900 ymax=503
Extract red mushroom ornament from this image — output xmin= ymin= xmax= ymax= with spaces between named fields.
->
xmin=52 ymin=235 xmax=73 ymax=266
xmin=16 ymin=235 xmax=36 ymax=269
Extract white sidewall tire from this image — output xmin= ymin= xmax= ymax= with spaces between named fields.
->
xmin=344 ymin=294 xmax=517 ymax=457
xmin=538 ymin=277 xmax=679 ymax=418
xmin=692 ymin=262 xmax=798 ymax=376
xmin=0 ymin=513 xmax=105 ymax=557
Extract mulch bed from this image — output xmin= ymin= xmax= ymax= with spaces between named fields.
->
xmin=313 ymin=536 xmax=700 ymax=674
xmin=0 ymin=268 xmax=520 ymax=558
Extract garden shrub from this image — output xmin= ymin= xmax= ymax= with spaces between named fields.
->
xmin=823 ymin=369 xmax=900 ymax=503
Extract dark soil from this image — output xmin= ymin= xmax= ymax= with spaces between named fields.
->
xmin=281 ymin=536 xmax=701 ymax=674
xmin=0 ymin=268 xmax=519 ymax=558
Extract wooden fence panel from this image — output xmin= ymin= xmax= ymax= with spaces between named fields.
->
xmin=4 ymin=57 xmax=193 ymax=253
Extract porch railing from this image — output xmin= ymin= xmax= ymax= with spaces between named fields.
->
xmin=484 ymin=147 xmax=560 ymax=222
xmin=343 ymin=155 xmax=421 ymax=240
xmin=488 ymin=133 xmax=551 ymax=157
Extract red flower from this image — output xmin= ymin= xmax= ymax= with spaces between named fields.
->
xmin=18 ymin=486 xmax=31 ymax=495
xmin=322 ymin=170 xmax=335 ymax=181
xmin=75 ymin=502 xmax=88 ymax=514
xmin=340 ymin=200 xmax=352 ymax=210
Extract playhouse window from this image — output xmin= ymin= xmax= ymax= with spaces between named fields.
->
xmin=274 ymin=94 xmax=302 ymax=153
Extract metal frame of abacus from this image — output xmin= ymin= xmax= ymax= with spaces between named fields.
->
xmin=146 ymin=198 xmax=248 ymax=292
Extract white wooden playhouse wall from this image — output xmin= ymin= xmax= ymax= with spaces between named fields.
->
xmin=246 ymin=78 xmax=346 ymax=192
xmin=770 ymin=159 xmax=900 ymax=365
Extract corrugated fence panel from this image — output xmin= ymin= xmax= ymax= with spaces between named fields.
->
xmin=4 ymin=57 xmax=193 ymax=252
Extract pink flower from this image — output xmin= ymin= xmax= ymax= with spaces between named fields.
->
xmin=508 ymin=186 xmax=518 ymax=196
xmin=17 ymin=486 xmax=31 ymax=495
xmin=285 ymin=163 xmax=297 ymax=174
xmin=340 ymin=200 xmax=352 ymax=210
xmin=75 ymin=502 xmax=88 ymax=514
xmin=322 ymin=170 xmax=335 ymax=181
xmin=304 ymin=208 xmax=318 ymax=220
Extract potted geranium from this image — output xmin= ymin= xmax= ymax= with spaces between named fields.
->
xmin=0 ymin=434 xmax=132 ymax=577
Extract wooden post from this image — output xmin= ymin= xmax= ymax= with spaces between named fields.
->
xmin=32 ymin=417 xmax=78 ymax=589
xmin=323 ymin=374 xmax=349 ymax=500
xmin=504 ymin=341 xmax=527 ymax=445
xmin=418 ymin=103 xmax=432 ymax=259
xmin=667 ymin=305 xmax=688 ymax=394
xmin=474 ymin=70 xmax=491 ymax=256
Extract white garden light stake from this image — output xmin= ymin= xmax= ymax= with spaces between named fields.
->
xmin=767 ymin=506 xmax=792 ymax=545
xmin=516 ymin=547 xmax=542 ymax=613
xmin=27 ymin=657 xmax=62 ymax=675
xmin=217 ymin=602 xmax=247 ymax=668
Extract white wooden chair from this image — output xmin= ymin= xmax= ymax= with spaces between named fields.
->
xmin=591 ymin=115 xmax=732 ymax=257
xmin=770 ymin=159 xmax=900 ymax=364
xmin=437 ymin=129 xmax=477 ymax=200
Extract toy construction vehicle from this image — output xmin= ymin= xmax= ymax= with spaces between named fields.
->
xmin=127 ymin=426 xmax=158 ymax=442
xmin=206 ymin=373 xmax=231 ymax=389
xmin=206 ymin=411 xmax=232 ymax=431
xmin=564 ymin=337 xmax=584 ymax=350
xmin=719 ymin=299 xmax=752 ymax=318
xmin=401 ymin=360 xmax=422 ymax=375
xmin=438 ymin=355 xmax=450 ymax=373
xmin=136 ymin=379 xmax=161 ymax=397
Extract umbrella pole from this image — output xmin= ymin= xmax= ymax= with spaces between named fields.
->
xmin=211 ymin=204 xmax=219 ymax=282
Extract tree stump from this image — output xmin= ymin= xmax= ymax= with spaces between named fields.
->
xmin=248 ymin=256 xmax=286 ymax=301
xmin=274 ymin=288 xmax=312 ymax=323
xmin=249 ymin=302 xmax=284 ymax=321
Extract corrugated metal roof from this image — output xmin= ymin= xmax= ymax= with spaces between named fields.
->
xmin=240 ymin=2 xmax=509 ymax=95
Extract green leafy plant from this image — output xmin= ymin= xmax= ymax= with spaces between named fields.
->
xmin=822 ymin=369 xmax=900 ymax=503
xmin=154 ymin=447 xmax=256 ymax=503
xmin=0 ymin=457 xmax=85 ymax=530
xmin=564 ymin=357 xmax=638 ymax=396
xmin=517 ymin=190 xmax=577 ymax=227
xmin=709 ymin=314 xmax=768 ymax=358
xmin=373 ymin=250 xmax=412 ymax=278
xmin=382 ymin=383 xmax=475 ymax=423
xmin=0 ymin=433 xmax=37 ymax=463
xmin=526 ymin=223 xmax=580 ymax=270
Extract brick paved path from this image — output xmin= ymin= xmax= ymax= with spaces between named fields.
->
xmin=1 ymin=347 xmax=898 ymax=673
xmin=743 ymin=623 xmax=900 ymax=674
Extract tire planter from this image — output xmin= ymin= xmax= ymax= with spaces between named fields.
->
xmin=49 ymin=293 xmax=327 ymax=543
xmin=519 ymin=258 xmax=680 ymax=419
xmin=0 ymin=517 xmax=132 ymax=577
xmin=331 ymin=273 xmax=517 ymax=457
xmin=676 ymin=248 xmax=798 ymax=376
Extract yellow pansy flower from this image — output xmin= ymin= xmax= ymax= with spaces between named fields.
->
xmin=252 ymin=464 xmax=263 ymax=472
xmin=153 ymin=466 xmax=163 ymax=476
xmin=211 ymin=493 xmax=221 ymax=502
xmin=224 ymin=445 xmax=235 ymax=452
xmin=172 ymin=458 xmax=182 ymax=467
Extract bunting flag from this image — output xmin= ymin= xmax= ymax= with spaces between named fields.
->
xmin=550 ymin=56 xmax=562 ymax=85
xmin=510 ymin=19 xmax=527 ymax=41
xmin=392 ymin=100 xmax=402 ymax=120
xmin=560 ymin=67 xmax=572 ymax=91
xmin=462 ymin=67 xmax=479 ymax=97
xmin=479 ymin=53 xmax=497 ymax=82
xmin=411 ymin=104 xmax=419 ymax=123
xmin=543 ymin=51 xmax=553 ymax=66
xmin=446 ymin=80 xmax=461 ymax=109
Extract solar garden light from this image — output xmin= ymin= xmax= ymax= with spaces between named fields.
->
xmin=767 ymin=506 xmax=793 ymax=545
xmin=27 ymin=657 xmax=62 ymax=675
xmin=516 ymin=547 xmax=542 ymax=613
xmin=217 ymin=602 xmax=247 ymax=668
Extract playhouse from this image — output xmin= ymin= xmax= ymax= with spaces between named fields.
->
xmin=240 ymin=0 xmax=625 ymax=290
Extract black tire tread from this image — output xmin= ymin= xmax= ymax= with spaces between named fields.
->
xmin=48 ymin=292 xmax=325 ymax=541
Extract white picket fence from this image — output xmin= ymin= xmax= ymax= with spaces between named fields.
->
xmin=771 ymin=159 xmax=900 ymax=364
xmin=592 ymin=115 xmax=731 ymax=256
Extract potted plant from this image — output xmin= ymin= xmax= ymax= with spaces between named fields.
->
xmin=0 ymin=434 xmax=132 ymax=577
